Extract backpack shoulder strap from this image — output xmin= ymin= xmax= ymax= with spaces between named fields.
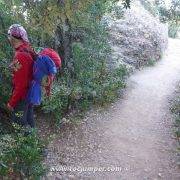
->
xmin=19 ymin=47 xmax=38 ymax=61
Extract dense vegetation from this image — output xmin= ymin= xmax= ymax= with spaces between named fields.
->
xmin=0 ymin=0 xmax=130 ymax=178
xmin=0 ymin=0 xmax=130 ymax=123
xmin=0 ymin=124 xmax=46 ymax=179
xmin=170 ymin=87 xmax=180 ymax=166
xmin=140 ymin=0 xmax=180 ymax=38
xmin=1 ymin=0 xmax=179 ymax=178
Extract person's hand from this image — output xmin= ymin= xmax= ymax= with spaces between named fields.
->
xmin=7 ymin=103 xmax=14 ymax=111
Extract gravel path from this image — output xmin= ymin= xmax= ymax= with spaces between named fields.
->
xmin=44 ymin=39 xmax=180 ymax=180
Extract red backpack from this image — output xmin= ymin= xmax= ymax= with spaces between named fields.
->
xmin=39 ymin=48 xmax=61 ymax=69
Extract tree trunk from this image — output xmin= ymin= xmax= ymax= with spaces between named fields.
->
xmin=56 ymin=17 xmax=75 ymax=112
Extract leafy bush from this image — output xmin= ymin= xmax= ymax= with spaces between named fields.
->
xmin=0 ymin=58 xmax=11 ymax=109
xmin=0 ymin=125 xmax=46 ymax=179
xmin=147 ymin=58 xmax=156 ymax=66
xmin=140 ymin=0 xmax=180 ymax=39
xmin=0 ymin=0 xmax=129 ymax=178
xmin=112 ymin=4 xmax=126 ymax=19
xmin=42 ymin=16 xmax=128 ymax=124
xmin=0 ymin=2 xmax=14 ymax=110
xmin=0 ymin=1 xmax=129 ymax=123
xmin=42 ymin=64 xmax=127 ymax=124
xmin=170 ymin=95 xmax=180 ymax=139
xmin=168 ymin=22 xmax=179 ymax=38
xmin=139 ymin=0 xmax=159 ymax=17
xmin=170 ymin=90 xmax=180 ymax=166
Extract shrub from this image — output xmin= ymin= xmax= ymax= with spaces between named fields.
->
xmin=41 ymin=16 xmax=128 ymax=124
xmin=170 ymin=95 xmax=180 ymax=138
xmin=0 ymin=125 xmax=46 ymax=179
xmin=42 ymin=64 xmax=128 ymax=124
xmin=170 ymin=92 xmax=180 ymax=166
xmin=139 ymin=0 xmax=159 ymax=17
xmin=0 ymin=32 xmax=13 ymax=110
xmin=168 ymin=22 xmax=179 ymax=38
xmin=147 ymin=58 xmax=156 ymax=66
xmin=0 ymin=58 xmax=11 ymax=110
xmin=0 ymin=0 xmax=129 ymax=124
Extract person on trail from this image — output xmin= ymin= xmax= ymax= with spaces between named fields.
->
xmin=7 ymin=24 xmax=59 ymax=129
xmin=7 ymin=24 xmax=35 ymax=128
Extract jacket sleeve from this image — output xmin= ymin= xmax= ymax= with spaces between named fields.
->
xmin=8 ymin=53 xmax=29 ymax=108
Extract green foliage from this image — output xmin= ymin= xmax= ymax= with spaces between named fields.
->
xmin=42 ymin=15 xmax=128 ymax=123
xmin=26 ymin=0 xmax=128 ymax=124
xmin=0 ymin=125 xmax=46 ymax=179
xmin=168 ymin=21 xmax=179 ymax=38
xmin=147 ymin=58 xmax=156 ymax=66
xmin=0 ymin=0 xmax=130 ymax=178
xmin=112 ymin=4 xmax=126 ymax=19
xmin=0 ymin=0 xmax=129 ymax=124
xmin=0 ymin=59 xmax=11 ymax=109
xmin=42 ymin=81 xmax=70 ymax=124
xmin=170 ymin=93 xmax=180 ymax=144
xmin=140 ymin=0 xmax=180 ymax=38
xmin=168 ymin=0 xmax=180 ymax=38
xmin=0 ymin=0 xmax=15 ymax=110
xmin=140 ymin=0 xmax=170 ymax=21
xmin=171 ymin=0 xmax=180 ymax=18
xmin=140 ymin=0 xmax=159 ymax=17
xmin=42 ymin=65 xmax=127 ymax=124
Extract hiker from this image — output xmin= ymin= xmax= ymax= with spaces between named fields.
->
xmin=7 ymin=24 xmax=60 ymax=129
xmin=7 ymin=24 xmax=35 ymax=128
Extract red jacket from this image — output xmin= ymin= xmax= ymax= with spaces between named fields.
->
xmin=8 ymin=43 xmax=34 ymax=108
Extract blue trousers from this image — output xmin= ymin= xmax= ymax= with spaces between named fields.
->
xmin=12 ymin=100 xmax=35 ymax=128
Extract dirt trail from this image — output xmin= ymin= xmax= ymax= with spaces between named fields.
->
xmin=45 ymin=39 xmax=180 ymax=180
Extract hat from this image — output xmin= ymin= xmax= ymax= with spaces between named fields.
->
xmin=8 ymin=24 xmax=29 ymax=42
